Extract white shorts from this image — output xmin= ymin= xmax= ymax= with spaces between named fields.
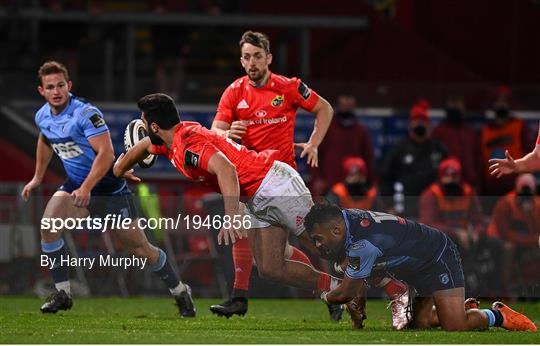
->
xmin=245 ymin=161 xmax=313 ymax=236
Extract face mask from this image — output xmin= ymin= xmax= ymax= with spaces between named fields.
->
xmin=495 ymin=107 xmax=510 ymax=119
xmin=346 ymin=182 xmax=369 ymax=197
xmin=412 ymin=124 xmax=427 ymax=138
xmin=446 ymin=108 xmax=463 ymax=123
xmin=442 ymin=182 xmax=463 ymax=196
xmin=517 ymin=186 xmax=535 ymax=209
xmin=337 ymin=111 xmax=356 ymax=127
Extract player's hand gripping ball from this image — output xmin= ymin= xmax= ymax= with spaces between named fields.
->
xmin=124 ymin=119 xmax=157 ymax=168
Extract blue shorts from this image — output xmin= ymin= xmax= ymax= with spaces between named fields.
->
xmin=58 ymin=179 xmax=138 ymax=219
xmin=393 ymin=238 xmax=465 ymax=296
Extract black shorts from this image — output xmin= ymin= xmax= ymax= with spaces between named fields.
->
xmin=394 ymin=238 xmax=465 ymax=296
xmin=58 ymin=179 xmax=138 ymax=220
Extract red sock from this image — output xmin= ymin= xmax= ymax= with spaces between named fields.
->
xmin=383 ymin=278 xmax=407 ymax=299
xmin=288 ymin=246 xmax=313 ymax=266
xmin=317 ymin=272 xmax=332 ymax=292
xmin=232 ymin=237 xmax=253 ymax=292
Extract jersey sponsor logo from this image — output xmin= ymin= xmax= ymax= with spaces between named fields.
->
xmin=271 ymin=95 xmax=284 ymax=107
xmin=255 ymin=110 xmax=267 ymax=118
xmin=184 ymin=150 xmax=200 ymax=167
xmin=347 ymin=256 xmax=360 ymax=271
xmin=240 ymin=116 xmax=288 ymax=126
xmin=298 ymin=82 xmax=311 ymax=100
xmin=237 ymin=99 xmax=249 ymax=109
xmin=360 ymin=219 xmax=370 ymax=228
xmin=51 ymin=141 xmax=84 ymax=160
xmin=89 ymin=113 xmax=106 ymax=128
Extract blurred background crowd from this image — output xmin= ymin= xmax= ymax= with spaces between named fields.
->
xmin=0 ymin=0 xmax=539 ymax=300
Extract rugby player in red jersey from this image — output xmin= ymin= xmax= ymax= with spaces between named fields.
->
xmin=210 ymin=30 xmax=338 ymax=319
xmin=209 ymin=32 xmax=410 ymax=327
xmin=113 ymin=94 xmax=352 ymax=320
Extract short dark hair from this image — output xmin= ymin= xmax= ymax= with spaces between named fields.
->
xmin=137 ymin=93 xmax=180 ymax=130
xmin=239 ymin=30 xmax=270 ymax=54
xmin=38 ymin=61 xmax=69 ymax=85
xmin=304 ymin=203 xmax=343 ymax=233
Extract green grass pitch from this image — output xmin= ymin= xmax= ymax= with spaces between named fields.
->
xmin=0 ymin=297 xmax=538 ymax=343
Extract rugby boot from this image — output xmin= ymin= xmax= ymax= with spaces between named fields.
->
xmin=175 ymin=285 xmax=196 ymax=317
xmin=40 ymin=290 xmax=73 ymax=313
xmin=464 ymin=297 xmax=480 ymax=310
xmin=210 ymin=297 xmax=248 ymax=318
xmin=388 ymin=289 xmax=413 ymax=330
xmin=492 ymin=301 xmax=537 ymax=332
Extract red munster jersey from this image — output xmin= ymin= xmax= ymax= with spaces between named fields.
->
xmin=152 ymin=121 xmax=277 ymax=198
xmin=214 ymin=73 xmax=320 ymax=169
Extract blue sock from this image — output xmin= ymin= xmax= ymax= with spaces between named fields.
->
xmin=41 ymin=238 xmax=69 ymax=286
xmin=151 ymin=248 xmax=181 ymax=289
xmin=482 ymin=309 xmax=503 ymax=327
xmin=482 ymin=309 xmax=496 ymax=327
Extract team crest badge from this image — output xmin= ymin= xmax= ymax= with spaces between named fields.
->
xmin=271 ymin=95 xmax=284 ymax=107
xmin=439 ymin=273 xmax=449 ymax=285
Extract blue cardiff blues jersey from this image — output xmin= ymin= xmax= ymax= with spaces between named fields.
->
xmin=35 ymin=95 xmax=125 ymax=192
xmin=343 ymin=209 xmax=448 ymax=279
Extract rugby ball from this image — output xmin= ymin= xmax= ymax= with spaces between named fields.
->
xmin=124 ymin=119 xmax=157 ymax=168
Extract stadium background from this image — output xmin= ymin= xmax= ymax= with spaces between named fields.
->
xmin=0 ymin=0 xmax=539 ymax=301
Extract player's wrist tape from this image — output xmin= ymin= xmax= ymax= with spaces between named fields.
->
xmin=320 ymin=291 xmax=329 ymax=304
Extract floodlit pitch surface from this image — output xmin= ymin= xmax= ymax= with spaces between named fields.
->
xmin=0 ymin=297 xmax=538 ymax=343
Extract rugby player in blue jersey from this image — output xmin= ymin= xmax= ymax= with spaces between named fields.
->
xmin=305 ymin=203 xmax=537 ymax=332
xmin=21 ymin=61 xmax=195 ymax=317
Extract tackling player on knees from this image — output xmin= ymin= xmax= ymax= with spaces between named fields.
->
xmin=305 ymin=203 xmax=536 ymax=332
xmin=22 ymin=62 xmax=195 ymax=317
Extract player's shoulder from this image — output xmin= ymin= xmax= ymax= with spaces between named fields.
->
xmin=227 ymin=76 xmax=249 ymax=90
xmin=270 ymin=73 xmax=299 ymax=88
xmin=71 ymin=96 xmax=102 ymax=116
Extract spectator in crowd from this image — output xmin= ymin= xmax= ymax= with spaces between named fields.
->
xmin=313 ymin=94 xmax=375 ymax=196
xmin=480 ymin=87 xmax=535 ymax=197
xmin=419 ymin=157 xmax=484 ymax=254
xmin=380 ymin=100 xmax=448 ymax=217
xmin=432 ymin=96 xmax=481 ymax=187
xmin=487 ymin=174 xmax=540 ymax=294
xmin=326 ymin=156 xmax=383 ymax=210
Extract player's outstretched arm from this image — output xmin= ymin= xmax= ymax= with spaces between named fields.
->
xmin=207 ymin=152 xmax=242 ymax=246
xmin=296 ymin=96 xmax=333 ymax=167
xmin=323 ymin=274 xmax=366 ymax=305
xmin=113 ymin=137 xmax=152 ymax=181
xmin=22 ymin=134 xmax=54 ymax=201
xmin=71 ymin=132 xmax=115 ymax=207
xmin=489 ymin=145 xmax=540 ymax=177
